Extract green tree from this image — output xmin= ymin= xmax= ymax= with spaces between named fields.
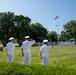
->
xmin=14 ymin=15 xmax=31 ymax=43
xmin=0 ymin=11 xmax=48 ymax=43
xmin=47 ymin=31 xmax=57 ymax=42
xmin=28 ymin=23 xmax=48 ymax=41
xmin=63 ymin=20 xmax=76 ymax=44
xmin=60 ymin=31 xmax=69 ymax=41
xmin=0 ymin=12 xmax=15 ymax=42
xmin=0 ymin=12 xmax=31 ymax=43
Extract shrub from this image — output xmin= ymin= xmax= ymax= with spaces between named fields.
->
xmin=0 ymin=62 xmax=76 ymax=75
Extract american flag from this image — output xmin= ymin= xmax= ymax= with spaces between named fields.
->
xmin=54 ymin=16 xmax=58 ymax=20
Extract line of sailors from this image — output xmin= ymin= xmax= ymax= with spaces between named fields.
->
xmin=6 ymin=36 xmax=53 ymax=66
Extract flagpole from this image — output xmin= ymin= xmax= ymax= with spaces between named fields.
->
xmin=54 ymin=16 xmax=59 ymax=45
xmin=57 ymin=17 xmax=59 ymax=45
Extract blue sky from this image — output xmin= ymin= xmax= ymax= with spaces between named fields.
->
xmin=0 ymin=0 xmax=76 ymax=34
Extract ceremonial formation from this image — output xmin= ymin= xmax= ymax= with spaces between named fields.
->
xmin=4 ymin=36 xmax=53 ymax=66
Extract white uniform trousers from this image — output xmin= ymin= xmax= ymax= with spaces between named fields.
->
xmin=7 ymin=51 xmax=14 ymax=62
xmin=42 ymin=54 xmax=48 ymax=66
xmin=24 ymin=51 xmax=31 ymax=65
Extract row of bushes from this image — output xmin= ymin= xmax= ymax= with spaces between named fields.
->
xmin=0 ymin=62 xmax=76 ymax=75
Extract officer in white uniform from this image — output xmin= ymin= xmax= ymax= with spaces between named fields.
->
xmin=21 ymin=36 xmax=35 ymax=65
xmin=6 ymin=37 xmax=18 ymax=62
xmin=40 ymin=39 xmax=52 ymax=66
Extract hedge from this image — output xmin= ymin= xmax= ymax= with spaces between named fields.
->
xmin=0 ymin=62 xmax=76 ymax=75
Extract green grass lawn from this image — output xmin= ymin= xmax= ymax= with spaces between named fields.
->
xmin=0 ymin=45 xmax=76 ymax=70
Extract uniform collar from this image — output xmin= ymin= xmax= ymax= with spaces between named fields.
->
xmin=26 ymin=40 xmax=29 ymax=41
xmin=44 ymin=44 xmax=47 ymax=46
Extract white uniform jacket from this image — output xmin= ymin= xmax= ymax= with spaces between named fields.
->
xmin=21 ymin=40 xmax=35 ymax=53
xmin=21 ymin=40 xmax=35 ymax=65
xmin=40 ymin=44 xmax=52 ymax=65
xmin=40 ymin=44 xmax=52 ymax=57
xmin=6 ymin=42 xmax=18 ymax=62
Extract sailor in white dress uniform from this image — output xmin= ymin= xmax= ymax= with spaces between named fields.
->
xmin=6 ymin=37 xmax=18 ymax=62
xmin=21 ymin=36 xmax=35 ymax=65
xmin=40 ymin=39 xmax=52 ymax=66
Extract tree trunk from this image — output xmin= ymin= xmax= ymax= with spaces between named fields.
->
xmin=17 ymin=33 xmax=20 ymax=43
xmin=75 ymin=38 xmax=76 ymax=44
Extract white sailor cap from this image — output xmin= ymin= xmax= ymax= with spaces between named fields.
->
xmin=9 ymin=37 xmax=14 ymax=40
xmin=43 ymin=39 xmax=48 ymax=43
xmin=25 ymin=36 xmax=30 ymax=39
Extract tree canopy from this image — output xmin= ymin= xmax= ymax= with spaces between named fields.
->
xmin=0 ymin=12 xmax=48 ymax=44
xmin=28 ymin=23 xmax=48 ymax=42
xmin=60 ymin=31 xmax=68 ymax=41
xmin=63 ymin=20 xmax=76 ymax=43
xmin=47 ymin=31 xmax=57 ymax=42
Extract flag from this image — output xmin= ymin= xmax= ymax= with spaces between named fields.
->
xmin=54 ymin=16 xmax=58 ymax=20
